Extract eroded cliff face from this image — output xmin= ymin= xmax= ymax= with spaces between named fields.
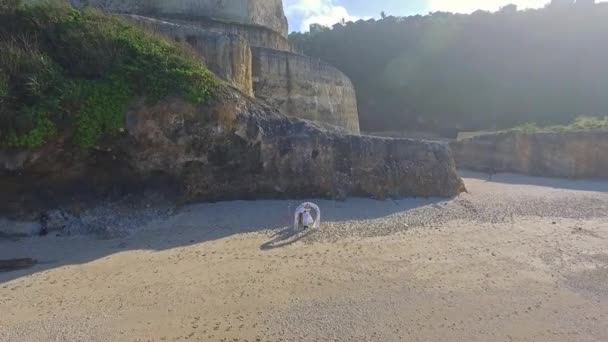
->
xmin=0 ymin=87 xmax=464 ymax=220
xmin=70 ymin=0 xmax=288 ymax=37
xmin=169 ymin=17 xmax=293 ymax=51
xmin=450 ymin=131 xmax=608 ymax=178
xmin=252 ymin=47 xmax=361 ymax=133
xmin=129 ymin=17 xmax=361 ymax=133
xmin=127 ymin=15 xmax=253 ymax=96
xmin=69 ymin=0 xmax=361 ymax=132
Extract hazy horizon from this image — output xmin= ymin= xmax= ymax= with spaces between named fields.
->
xmin=285 ymin=0 xmax=607 ymax=31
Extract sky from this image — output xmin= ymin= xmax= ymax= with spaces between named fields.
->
xmin=284 ymin=0 xmax=598 ymax=32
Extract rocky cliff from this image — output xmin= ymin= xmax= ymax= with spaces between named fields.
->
xmin=128 ymin=15 xmax=254 ymax=96
xmin=450 ymin=130 xmax=608 ymax=178
xmin=0 ymin=3 xmax=465 ymax=239
xmin=252 ymin=47 xmax=361 ymax=133
xmin=72 ymin=0 xmax=361 ymax=133
xmin=70 ymin=0 xmax=288 ymax=37
xmin=167 ymin=16 xmax=292 ymax=51
xmin=1 ymin=85 xmax=464 ymax=221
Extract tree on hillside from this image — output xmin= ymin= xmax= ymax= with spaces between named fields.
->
xmin=549 ymin=0 xmax=575 ymax=7
xmin=309 ymin=23 xmax=329 ymax=34
xmin=0 ymin=0 xmax=21 ymax=11
xmin=290 ymin=2 xmax=608 ymax=135
xmin=500 ymin=4 xmax=518 ymax=12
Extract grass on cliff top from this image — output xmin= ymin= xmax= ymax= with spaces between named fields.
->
xmin=0 ymin=0 xmax=217 ymax=149
xmin=511 ymin=116 xmax=608 ymax=133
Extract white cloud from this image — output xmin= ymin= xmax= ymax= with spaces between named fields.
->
xmin=285 ymin=0 xmax=363 ymax=31
xmin=428 ymin=0 xmax=549 ymax=13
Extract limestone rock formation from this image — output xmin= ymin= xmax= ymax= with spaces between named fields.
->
xmin=71 ymin=0 xmax=362 ymax=133
xmin=70 ymin=0 xmax=289 ymax=37
xmin=128 ymin=15 xmax=254 ymax=96
xmin=450 ymin=130 xmax=608 ymax=178
xmin=0 ymin=85 xmax=464 ymax=219
xmin=252 ymin=47 xmax=361 ymax=132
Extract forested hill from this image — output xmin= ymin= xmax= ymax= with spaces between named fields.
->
xmin=289 ymin=1 xmax=608 ymax=136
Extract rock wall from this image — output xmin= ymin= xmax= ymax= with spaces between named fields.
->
xmin=127 ymin=15 xmax=253 ymax=96
xmin=167 ymin=17 xmax=292 ymax=51
xmin=69 ymin=0 xmax=362 ymax=132
xmin=0 ymin=86 xmax=464 ymax=220
xmin=70 ymin=0 xmax=288 ymax=37
xmin=450 ymin=130 xmax=608 ymax=178
xmin=126 ymin=16 xmax=360 ymax=132
xmin=252 ymin=47 xmax=361 ymax=133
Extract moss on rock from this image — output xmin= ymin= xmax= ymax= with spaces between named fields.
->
xmin=0 ymin=0 xmax=216 ymax=148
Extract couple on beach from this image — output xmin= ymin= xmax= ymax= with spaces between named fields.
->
xmin=295 ymin=203 xmax=320 ymax=230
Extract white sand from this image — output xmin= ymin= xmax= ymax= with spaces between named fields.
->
xmin=1 ymin=174 xmax=607 ymax=341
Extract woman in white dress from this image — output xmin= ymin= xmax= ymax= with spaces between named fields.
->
xmin=294 ymin=203 xmax=321 ymax=230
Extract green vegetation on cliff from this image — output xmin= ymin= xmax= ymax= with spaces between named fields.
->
xmin=290 ymin=2 xmax=608 ymax=136
xmin=512 ymin=116 xmax=608 ymax=133
xmin=0 ymin=0 xmax=216 ymax=148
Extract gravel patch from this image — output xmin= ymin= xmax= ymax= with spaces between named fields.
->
xmin=299 ymin=175 xmax=608 ymax=242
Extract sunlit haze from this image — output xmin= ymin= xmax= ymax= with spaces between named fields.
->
xmin=284 ymin=0 xmax=605 ymax=31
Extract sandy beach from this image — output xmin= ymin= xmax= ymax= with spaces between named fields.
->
xmin=1 ymin=173 xmax=607 ymax=342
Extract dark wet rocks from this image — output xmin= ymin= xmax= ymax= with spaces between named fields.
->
xmin=0 ymin=258 xmax=37 ymax=272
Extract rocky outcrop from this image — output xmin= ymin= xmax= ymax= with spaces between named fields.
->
xmin=72 ymin=0 xmax=361 ymax=132
xmin=167 ymin=16 xmax=292 ymax=51
xmin=450 ymin=130 xmax=608 ymax=178
xmin=252 ymin=47 xmax=361 ymax=133
xmin=1 ymin=86 xmax=464 ymax=220
xmin=125 ymin=15 xmax=361 ymax=133
xmin=70 ymin=0 xmax=288 ymax=37
xmin=127 ymin=15 xmax=253 ymax=96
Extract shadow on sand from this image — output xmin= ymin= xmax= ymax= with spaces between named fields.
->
xmin=460 ymin=170 xmax=608 ymax=192
xmin=260 ymin=227 xmax=314 ymax=250
xmin=0 ymin=196 xmax=445 ymax=284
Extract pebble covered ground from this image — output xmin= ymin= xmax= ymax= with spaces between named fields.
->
xmin=304 ymin=172 xmax=608 ymax=242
